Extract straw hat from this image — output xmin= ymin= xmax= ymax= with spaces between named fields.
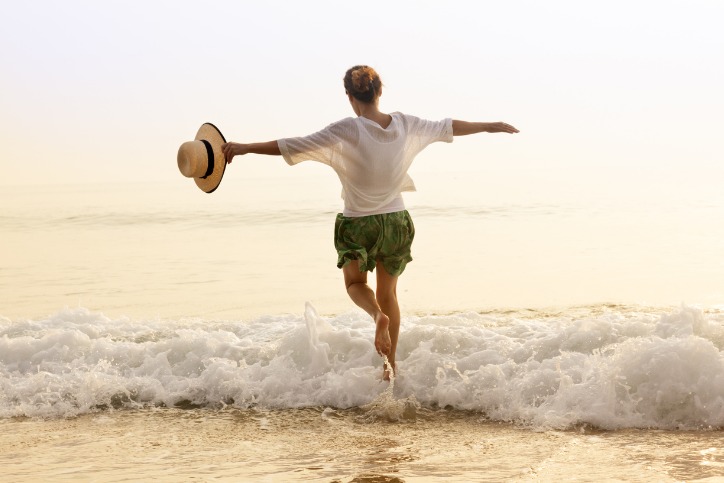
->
xmin=177 ymin=123 xmax=227 ymax=193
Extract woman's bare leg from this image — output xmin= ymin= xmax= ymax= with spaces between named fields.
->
xmin=376 ymin=261 xmax=400 ymax=381
xmin=342 ymin=260 xmax=391 ymax=357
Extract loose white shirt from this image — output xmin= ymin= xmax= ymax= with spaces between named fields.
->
xmin=278 ymin=112 xmax=453 ymax=217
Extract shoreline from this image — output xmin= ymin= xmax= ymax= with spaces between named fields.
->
xmin=2 ymin=408 xmax=721 ymax=482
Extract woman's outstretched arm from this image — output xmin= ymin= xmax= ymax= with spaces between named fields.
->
xmin=452 ymin=121 xmax=519 ymax=136
xmin=222 ymin=141 xmax=281 ymax=164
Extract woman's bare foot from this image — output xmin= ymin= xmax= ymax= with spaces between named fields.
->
xmin=374 ymin=312 xmax=391 ymax=356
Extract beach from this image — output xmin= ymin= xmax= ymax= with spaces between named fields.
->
xmin=3 ymin=409 xmax=723 ymax=482
xmin=4 ymin=1 xmax=724 ymax=480
xmin=2 ymin=177 xmax=723 ymax=482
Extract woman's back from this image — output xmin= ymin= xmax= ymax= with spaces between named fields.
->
xmin=279 ymin=112 xmax=453 ymax=215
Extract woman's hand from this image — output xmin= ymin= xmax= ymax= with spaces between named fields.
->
xmin=221 ymin=142 xmax=248 ymax=164
xmin=483 ymin=122 xmax=519 ymax=134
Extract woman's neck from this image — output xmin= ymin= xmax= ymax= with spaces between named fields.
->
xmin=357 ymin=103 xmax=392 ymax=129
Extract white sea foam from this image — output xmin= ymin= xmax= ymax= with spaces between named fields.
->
xmin=1 ymin=303 xmax=723 ymax=429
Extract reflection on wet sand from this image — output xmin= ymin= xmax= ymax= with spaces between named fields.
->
xmin=1 ymin=408 xmax=722 ymax=482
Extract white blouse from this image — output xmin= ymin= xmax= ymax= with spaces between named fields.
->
xmin=278 ymin=112 xmax=453 ymax=216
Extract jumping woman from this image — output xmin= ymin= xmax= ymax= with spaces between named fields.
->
xmin=222 ymin=65 xmax=519 ymax=380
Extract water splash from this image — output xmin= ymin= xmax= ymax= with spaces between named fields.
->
xmin=1 ymin=304 xmax=723 ymax=429
xmin=358 ymin=355 xmax=419 ymax=422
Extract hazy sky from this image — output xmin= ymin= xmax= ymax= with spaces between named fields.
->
xmin=1 ymin=0 xmax=722 ymax=187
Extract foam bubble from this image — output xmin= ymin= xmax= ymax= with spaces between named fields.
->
xmin=1 ymin=304 xmax=723 ymax=429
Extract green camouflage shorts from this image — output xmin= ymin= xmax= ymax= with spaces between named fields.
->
xmin=334 ymin=210 xmax=415 ymax=277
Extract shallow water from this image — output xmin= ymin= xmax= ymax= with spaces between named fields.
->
xmin=2 ymin=408 xmax=723 ymax=482
xmin=2 ymin=173 xmax=723 ymax=319
xmin=2 ymin=175 xmax=724 ymax=481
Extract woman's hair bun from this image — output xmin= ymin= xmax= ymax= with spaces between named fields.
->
xmin=351 ymin=67 xmax=374 ymax=92
xmin=344 ymin=65 xmax=382 ymax=103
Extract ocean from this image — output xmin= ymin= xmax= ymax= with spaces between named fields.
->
xmin=1 ymin=171 xmax=723 ymax=481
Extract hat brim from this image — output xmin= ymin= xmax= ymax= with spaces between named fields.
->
xmin=193 ymin=123 xmax=227 ymax=193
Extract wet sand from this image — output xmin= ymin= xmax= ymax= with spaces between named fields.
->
xmin=1 ymin=408 xmax=722 ymax=482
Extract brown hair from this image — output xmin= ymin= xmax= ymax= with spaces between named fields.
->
xmin=343 ymin=65 xmax=382 ymax=103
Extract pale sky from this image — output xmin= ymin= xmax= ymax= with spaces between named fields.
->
xmin=1 ymin=0 xmax=722 ymax=187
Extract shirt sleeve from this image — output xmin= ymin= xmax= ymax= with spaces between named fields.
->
xmin=399 ymin=114 xmax=453 ymax=157
xmin=278 ymin=119 xmax=351 ymax=167
xmin=414 ymin=117 xmax=454 ymax=144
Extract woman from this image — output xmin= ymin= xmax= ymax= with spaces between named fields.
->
xmin=222 ymin=65 xmax=518 ymax=380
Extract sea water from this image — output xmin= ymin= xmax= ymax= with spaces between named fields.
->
xmin=2 ymin=302 xmax=723 ymax=430
xmin=2 ymin=304 xmax=724 ymax=481
xmin=3 ymin=170 xmax=723 ymax=319
xmin=2 ymin=172 xmax=724 ymax=481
